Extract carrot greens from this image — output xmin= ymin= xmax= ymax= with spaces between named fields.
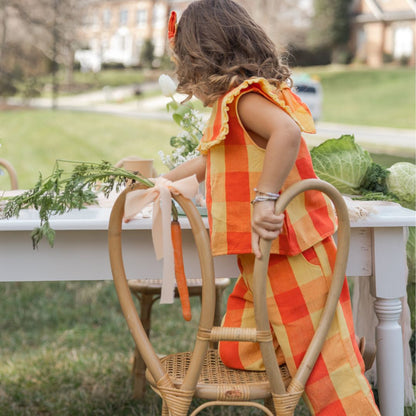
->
xmin=1 ymin=160 xmax=153 ymax=248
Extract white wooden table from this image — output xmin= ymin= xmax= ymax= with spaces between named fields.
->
xmin=0 ymin=204 xmax=415 ymax=416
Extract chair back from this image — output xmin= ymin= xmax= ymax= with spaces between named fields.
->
xmin=0 ymin=158 xmax=18 ymax=190
xmin=108 ymin=179 xmax=350 ymax=415
xmin=253 ymin=179 xmax=350 ymax=412
xmin=108 ymin=182 xmax=217 ymax=411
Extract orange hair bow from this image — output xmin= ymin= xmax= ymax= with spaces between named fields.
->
xmin=168 ymin=10 xmax=177 ymax=47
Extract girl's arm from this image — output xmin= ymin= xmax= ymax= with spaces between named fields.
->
xmin=238 ymin=92 xmax=302 ymax=258
xmin=162 ymin=154 xmax=206 ymax=183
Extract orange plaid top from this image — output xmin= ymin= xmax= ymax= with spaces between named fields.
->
xmin=197 ymin=78 xmax=337 ymax=256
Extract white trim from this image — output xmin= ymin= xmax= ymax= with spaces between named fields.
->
xmin=364 ymin=0 xmax=384 ymax=20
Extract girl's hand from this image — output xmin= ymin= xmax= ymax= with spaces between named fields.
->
xmin=251 ymin=200 xmax=284 ymax=259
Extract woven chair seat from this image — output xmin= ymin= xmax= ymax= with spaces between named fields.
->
xmin=147 ymin=349 xmax=291 ymax=401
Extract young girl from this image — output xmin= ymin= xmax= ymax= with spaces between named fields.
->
xmin=164 ymin=1 xmax=380 ymax=414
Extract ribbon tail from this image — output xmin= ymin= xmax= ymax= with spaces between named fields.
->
xmin=125 ymin=175 xmax=199 ymax=305
xmin=159 ymin=189 xmax=176 ymax=304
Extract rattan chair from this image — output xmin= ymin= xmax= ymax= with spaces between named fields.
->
xmin=127 ymin=277 xmax=230 ymax=398
xmin=108 ymin=179 xmax=351 ymax=415
xmin=0 ymin=158 xmax=18 ymax=190
xmin=113 ymin=156 xmax=230 ymax=398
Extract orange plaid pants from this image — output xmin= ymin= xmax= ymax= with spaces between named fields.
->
xmin=219 ymin=237 xmax=380 ymax=416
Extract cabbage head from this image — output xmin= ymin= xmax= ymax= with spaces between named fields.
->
xmin=310 ymin=135 xmax=372 ymax=194
xmin=386 ymin=162 xmax=416 ymax=210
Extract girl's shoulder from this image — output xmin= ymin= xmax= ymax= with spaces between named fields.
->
xmin=223 ymin=77 xmax=316 ymax=134
xmin=198 ymin=77 xmax=315 ymax=154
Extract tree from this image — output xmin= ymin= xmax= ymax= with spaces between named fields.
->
xmin=0 ymin=0 xmax=46 ymax=98
xmin=13 ymin=0 xmax=87 ymax=84
xmin=238 ymin=0 xmax=313 ymax=49
xmin=0 ymin=0 xmax=87 ymax=102
xmin=308 ymin=0 xmax=353 ymax=63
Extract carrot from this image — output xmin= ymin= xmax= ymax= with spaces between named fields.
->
xmin=171 ymin=219 xmax=192 ymax=321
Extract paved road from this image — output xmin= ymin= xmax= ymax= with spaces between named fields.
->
xmin=7 ymin=84 xmax=415 ymax=157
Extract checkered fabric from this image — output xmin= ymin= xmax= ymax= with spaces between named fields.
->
xmin=219 ymin=237 xmax=380 ymax=416
xmin=198 ymin=78 xmax=337 ymax=256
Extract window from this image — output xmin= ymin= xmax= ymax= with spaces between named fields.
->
xmin=120 ymin=9 xmax=129 ymax=26
xmin=103 ymin=9 xmax=111 ymax=27
xmin=152 ymin=4 xmax=166 ymax=28
xmin=394 ymin=26 xmax=413 ymax=59
xmin=136 ymin=9 xmax=147 ymax=27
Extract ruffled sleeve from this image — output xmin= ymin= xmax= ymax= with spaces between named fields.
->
xmin=197 ymin=77 xmax=316 ymax=154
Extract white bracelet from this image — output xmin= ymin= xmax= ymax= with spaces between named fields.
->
xmin=250 ymin=195 xmax=280 ymax=205
xmin=254 ymin=188 xmax=280 ymax=199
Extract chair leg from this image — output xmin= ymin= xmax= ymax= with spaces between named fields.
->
xmin=358 ymin=336 xmax=376 ymax=371
xmin=131 ymin=293 xmax=156 ymax=399
xmin=214 ymin=286 xmax=227 ymax=326
xmin=161 ymin=400 xmax=170 ymax=416
xmin=130 ymin=282 xmax=229 ymax=399
xmin=264 ymin=396 xmax=276 ymax=415
xmin=132 ymin=347 xmax=147 ymax=399
xmin=203 ymin=285 xmax=228 ymax=350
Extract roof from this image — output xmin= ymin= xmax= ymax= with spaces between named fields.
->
xmin=354 ymin=9 xmax=416 ymax=22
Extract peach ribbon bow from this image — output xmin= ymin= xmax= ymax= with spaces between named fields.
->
xmin=124 ymin=175 xmax=199 ymax=303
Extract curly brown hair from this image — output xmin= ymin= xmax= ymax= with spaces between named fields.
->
xmin=173 ymin=0 xmax=291 ymax=105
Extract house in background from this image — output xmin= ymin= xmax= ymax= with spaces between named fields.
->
xmin=76 ymin=0 xmax=314 ymax=71
xmin=77 ymin=0 xmax=416 ymax=71
xmin=76 ymin=0 xmax=192 ymax=71
xmin=351 ymin=0 xmax=416 ymax=67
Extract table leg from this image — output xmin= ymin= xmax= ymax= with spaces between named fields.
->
xmin=371 ymin=227 xmax=408 ymax=416
xmin=374 ymin=298 xmax=404 ymax=416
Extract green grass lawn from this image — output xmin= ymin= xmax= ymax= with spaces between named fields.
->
xmin=298 ymin=66 xmax=415 ymax=129
xmin=38 ymin=69 xmax=150 ymax=94
xmin=0 ymin=109 xmax=177 ymax=189
xmin=0 ymin=281 xmax=313 ymax=416
xmin=0 ymin=109 xmax=413 ymax=191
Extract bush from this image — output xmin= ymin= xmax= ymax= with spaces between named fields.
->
xmin=21 ymin=77 xmax=43 ymax=99
xmin=102 ymin=62 xmax=126 ymax=70
xmin=383 ymin=53 xmax=394 ymax=63
xmin=0 ymin=72 xmax=19 ymax=97
xmin=399 ymin=55 xmax=411 ymax=66
xmin=287 ymin=45 xmax=331 ymax=67
xmin=156 ymin=54 xmax=175 ymax=71
xmin=331 ymin=47 xmax=353 ymax=65
xmin=140 ymin=39 xmax=155 ymax=68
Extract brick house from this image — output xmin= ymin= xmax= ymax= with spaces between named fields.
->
xmin=351 ymin=0 xmax=416 ymax=67
xmin=76 ymin=0 xmax=313 ymax=70
xmin=77 ymin=0 xmax=193 ymax=69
